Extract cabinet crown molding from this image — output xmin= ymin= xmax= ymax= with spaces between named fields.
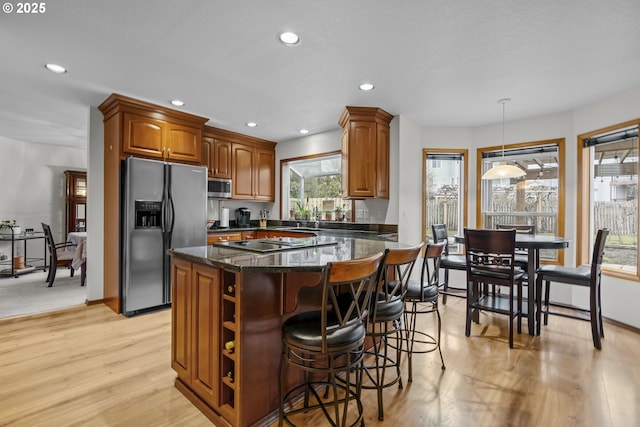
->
xmin=98 ymin=93 xmax=208 ymax=126
xmin=338 ymin=106 xmax=394 ymax=128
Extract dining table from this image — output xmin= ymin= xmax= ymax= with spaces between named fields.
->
xmin=454 ymin=232 xmax=570 ymax=335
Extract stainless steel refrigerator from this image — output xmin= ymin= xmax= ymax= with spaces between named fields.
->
xmin=122 ymin=157 xmax=207 ymax=316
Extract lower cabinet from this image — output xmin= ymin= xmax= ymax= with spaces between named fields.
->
xmin=171 ymin=258 xmax=238 ymax=425
xmin=171 ymin=257 xmax=300 ymax=426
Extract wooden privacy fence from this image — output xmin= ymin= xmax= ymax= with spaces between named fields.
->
xmin=427 ymin=198 xmax=637 ymax=238
xmin=594 ymin=201 xmax=637 ymax=237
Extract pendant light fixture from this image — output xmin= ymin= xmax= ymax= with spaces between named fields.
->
xmin=481 ymin=98 xmax=526 ymax=180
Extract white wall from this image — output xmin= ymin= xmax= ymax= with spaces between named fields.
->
xmin=0 ymin=136 xmax=86 ymax=267
xmin=86 ymin=108 xmax=104 ymax=301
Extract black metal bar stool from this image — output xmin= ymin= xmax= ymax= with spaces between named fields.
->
xmin=360 ymin=243 xmax=423 ymax=421
xmin=431 ymin=224 xmax=467 ymax=303
xmin=278 ymin=252 xmax=383 ymax=427
xmin=402 ymin=241 xmax=447 ymax=381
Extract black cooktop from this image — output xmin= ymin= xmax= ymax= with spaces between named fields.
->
xmin=211 ymin=237 xmax=337 ymax=253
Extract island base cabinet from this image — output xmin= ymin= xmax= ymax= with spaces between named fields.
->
xmin=171 ymin=257 xmax=313 ymax=427
xmin=171 ymin=259 xmax=232 ymax=425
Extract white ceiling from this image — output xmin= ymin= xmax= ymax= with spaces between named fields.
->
xmin=2 ymin=0 xmax=640 ymax=148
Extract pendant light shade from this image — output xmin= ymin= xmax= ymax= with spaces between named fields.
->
xmin=481 ymin=98 xmax=526 ymax=180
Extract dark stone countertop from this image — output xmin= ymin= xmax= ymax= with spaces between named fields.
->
xmin=207 ymin=222 xmax=398 ymax=241
xmin=170 ymin=235 xmax=405 ymax=273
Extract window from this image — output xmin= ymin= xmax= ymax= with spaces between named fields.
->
xmin=280 ymin=151 xmax=349 ymax=221
xmin=423 ymin=149 xmax=468 ymax=253
xmin=578 ymin=121 xmax=639 ymax=279
xmin=478 ymin=139 xmax=565 ymax=263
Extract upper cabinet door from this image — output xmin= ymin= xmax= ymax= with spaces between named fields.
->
xmin=254 ymin=148 xmax=275 ymax=201
xmin=213 ymin=139 xmax=232 ymax=179
xmin=123 ymin=112 xmax=165 ymax=158
xmin=202 ymin=136 xmax=213 ymax=176
xmin=166 ymin=123 xmax=202 ymax=164
xmin=375 ymin=123 xmax=390 ymax=198
xmin=339 ymin=106 xmax=393 ymax=199
xmin=347 ymin=121 xmax=377 ymax=198
xmin=232 ymin=143 xmax=255 ymax=199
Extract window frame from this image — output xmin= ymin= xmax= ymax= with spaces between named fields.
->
xmin=279 ymin=150 xmax=354 ymax=220
xmin=577 ymin=118 xmax=640 ymax=281
xmin=422 ymin=148 xmax=468 ymax=252
xmin=476 ymin=138 xmax=566 ymax=265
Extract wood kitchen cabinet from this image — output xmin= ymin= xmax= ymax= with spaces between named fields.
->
xmin=339 ymin=106 xmax=393 ymax=199
xmin=171 ymin=258 xmax=225 ymax=414
xmin=232 ymin=142 xmax=276 ymax=201
xmin=203 ymin=126 xmax=275 ymax=200
xmin=123 ymin=111 xmax=203 ymax=163
xmin=207 ymin=232 xmax=243 ymax=244
xmin=171 ymin=256 xmax=295 ymax=426
xmin=202 ymin=126 xmax=233 ymax=179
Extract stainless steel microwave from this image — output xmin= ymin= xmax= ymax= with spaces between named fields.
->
xmin=207 ymin=178 xmax=232 ymax=199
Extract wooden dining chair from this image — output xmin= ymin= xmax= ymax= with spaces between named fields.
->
xmin=496 ymin=224 xmax=537 ymax=269
xmin=464 ymin=228 xmax=525 ymax=348
xmin=536 ymin=228 xmax=609 ymax=349
xmin=41 ymin=223 xmax=76 ymax=287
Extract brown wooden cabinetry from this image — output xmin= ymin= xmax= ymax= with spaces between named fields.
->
xmin=171 ymin=258 xmax=232 ymax=422
xmin=207 ymin=232 xmax=243 ymax=245
xmin=339 ymin=106 xmax=393 ymax=199
xmin=202 ymin=126 xmax=275 ymax=200
xmin=64 ymin=170 xmax=87 ymax=236
xmin=207 ymin=230 xmax=315 ymax=245
xmin=232 ymin=143 xmax=275 ymax=201
xmin=171 ymin=258 xmax=242 ymax=426
xmin=202 ymin=126 xmax=233 ymax=179
xmin=122 ymin=111 xmax=203 ymax=163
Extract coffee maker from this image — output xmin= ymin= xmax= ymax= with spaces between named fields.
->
xmin=235 ymin=207 xmax=251 ymax=228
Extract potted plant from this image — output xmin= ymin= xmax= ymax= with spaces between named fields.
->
xmin=0 ymin=220 xmax=20 ymax=236
xmin=335 ymin=206 xmax=344 ymax=221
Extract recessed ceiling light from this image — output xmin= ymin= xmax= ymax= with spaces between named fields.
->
xmin=246 ymin=122 xmax=258 ymax=128
xmin=359 ymin=83 xmax=374 ymax=91
xmin=44 ymin=63 xmax=67 ymax=74
xmin=278 ymin=31 xmax=300 ymax=46
xmin=299 ymin=129 xmax=309 ymax=134
xmin=170 ymin=99 xmax=185 ymax=107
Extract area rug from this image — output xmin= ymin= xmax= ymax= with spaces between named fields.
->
xmin=0 ymin=270 xmax=86 ymax=319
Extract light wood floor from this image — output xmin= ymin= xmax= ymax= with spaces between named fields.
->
xmin=1 ymin=297 xmax=639 ymax=427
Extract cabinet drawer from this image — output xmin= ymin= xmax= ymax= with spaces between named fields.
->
xmin=207 ymin=233 xmax=243 ymax=244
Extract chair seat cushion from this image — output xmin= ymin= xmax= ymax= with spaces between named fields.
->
xmin=537 ymin=265 xmax=591 ymax=285
xmin=469 ymin=266 xmax=525 ymax=281
xmin=56 ymin=251 xmax=75 ymax=262
xmin=283 ymin=310 xmax=366 ymax=350
xmin=405 ymin=279 xmax=438 ymax=302
xmin=372 ymin=292 xmax=404 ymax=321
xmin=440 ymin=254 xmax=466 ymax=270
xmin=514 ymin=254 xmax=529 ymax=266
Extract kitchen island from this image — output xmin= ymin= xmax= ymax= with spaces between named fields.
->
xmin=169 ymin=234 xmax=404 ymax=427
